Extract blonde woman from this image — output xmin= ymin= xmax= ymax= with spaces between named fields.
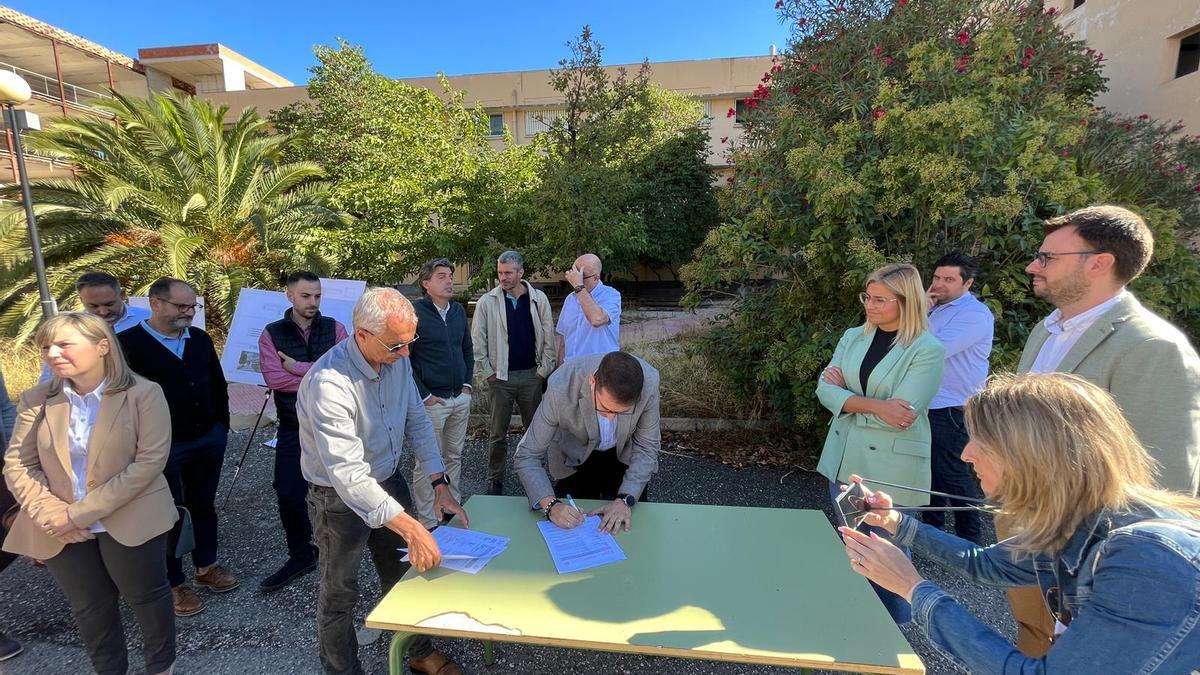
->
xmin=3 ymin=313 xmax=177 ymax=675
xmin=842 ymin=373 xmax=1200 ymax=672
xmin=816 ymin=263 xmax=945 ymax=623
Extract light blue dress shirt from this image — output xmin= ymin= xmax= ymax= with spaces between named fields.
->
xmin=139 ymin=320 xmax=190 ymax=360
xmin=556 ymin=281 xmax=621 ymax=362
xmin=296 ymin=337 xmax=446 ymax=528
xmin=927 ymin=292 xmax=993 ymax=409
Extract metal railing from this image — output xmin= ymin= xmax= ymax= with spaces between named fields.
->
xmin=0 ymin=60 xmax=112 ymax=109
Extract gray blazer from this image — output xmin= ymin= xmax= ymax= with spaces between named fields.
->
xmin=1018 ymin=293 xmax=1200 ymax=495
xmin=514 ymin=354 xmax=661 ymax=507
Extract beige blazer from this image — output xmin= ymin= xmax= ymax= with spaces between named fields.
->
xmin=3 ymin=375 xmax=177 ymax=560
xmin=1018 ymin=293 xmax=1200 ymax=495
xmin=471 ymin=280 xmax=557 ymax=381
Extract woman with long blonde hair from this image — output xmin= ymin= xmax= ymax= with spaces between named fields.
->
xmin=841 ymin=373 xmax=1200 ymax=672
xmin=816 ymin=263 xmax=945 ymax=623
xmin=3 ymin=312 xmax=178 ymax=675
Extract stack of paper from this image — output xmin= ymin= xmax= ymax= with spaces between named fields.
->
xmin=399 ymin=526 xmax=509 ymax=574
xmin=537 ymin=515 xmax=627 ymax=574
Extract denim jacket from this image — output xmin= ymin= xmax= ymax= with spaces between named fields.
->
xmin=895 ymin=502 xmax=1200 ymax=673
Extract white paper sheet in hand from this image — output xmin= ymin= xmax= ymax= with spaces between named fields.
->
xmin=537 ymin=515 xmax=627 ymax=574
xmin=399 ymin=526 xmax=510 ymax=575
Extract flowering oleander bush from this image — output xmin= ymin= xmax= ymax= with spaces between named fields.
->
xmin=682 ymin=0 xmax=1200 ymax=431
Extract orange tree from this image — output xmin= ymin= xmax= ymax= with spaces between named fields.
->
xmin=682 ymin=0 xmax=1200 ymax=429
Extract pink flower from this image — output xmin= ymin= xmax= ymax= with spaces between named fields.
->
xmin=1046 ymin=7 xmax=1058 ymax=15
xmin=727 ymin=108 xmax=736 ymax=118
xmin=1024 ymin=48 xmax=1036 ymax=58
xmin=810 ymin=63 xmax=820 ymax=72
xmin=958 ymin=32 xmax=969 ymax=45
xmin=1060 ymin=150 xmax=1069 ymax=157
xmin=1138 ymin=113 xmax=1150 ymax=119
xmin=883 ymin=56 xmax=895 ymax=66
xmin=873 ymin=109 xmax=887 ymax=120
xmin=1194 ymin=183 xmax=1200 ymax=193
xmin=956 ymin=56 xmax=970 ymax=72
xmin=898 ymin=0 xmax=908 ymax=6
xmin=772 ymin=64 xmax=783 ymax=72
xmin=1021 ymin=58 xmax=1032 ymax=69
xmin=789 ymin=85 xmax=801 ymax=94
xmin=874 ymin=46 xmax=884 ymax=56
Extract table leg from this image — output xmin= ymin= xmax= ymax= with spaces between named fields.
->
xmin=387 ymin=631 xmax=419 ymax=675
xmin=484 ymin=639 xmax=496 ymax=667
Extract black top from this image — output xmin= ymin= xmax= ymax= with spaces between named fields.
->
xmin=264 ymin=310 xmax=339 ymax=429
xmin=504 ymin=292 xmax=537 ymax=371
xmin=409 ymin=297 xmax=474 ymax=399
xmin=117 ymin=323 xmax=230 ymax=443
xmin=859 ymin=328 xmax=897 ymax=392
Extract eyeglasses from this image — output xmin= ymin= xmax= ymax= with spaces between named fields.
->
xmin=593 ymin=380 xmax=634 ymax=417
xmin=1044 ymin=586 xmax=1073 ymax=634
xmin=858 ymin=292 xmax=900 ymax=307
xmin=583 ymin=273 xmax=600 ymax=280
xmin=1031 ymin=250 xmax=1100 ymax=267
xmin=160 ymin=300 xmax=203 ymax=313
xmin=370 ymin=332 xmax=419 ymax=353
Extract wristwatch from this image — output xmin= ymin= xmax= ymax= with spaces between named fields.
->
xmin=573 ymin=283 xmax=586 ymax=294
xmin=616 ymin=493 xmax=636 ymax=509
xmin=430 ymin=475 xmax=450 ymax=490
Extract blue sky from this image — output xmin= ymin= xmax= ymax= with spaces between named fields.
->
xmin=9 ymin=1 xmax=793 ymax=83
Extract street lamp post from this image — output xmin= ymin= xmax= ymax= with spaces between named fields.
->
xmin=0 ymin=70 xmax=56 ymax=320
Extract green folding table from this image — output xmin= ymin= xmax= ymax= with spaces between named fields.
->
xmin=366 ymin=495 xmax=924 ymax=674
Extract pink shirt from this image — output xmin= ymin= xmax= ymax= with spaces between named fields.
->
xmin=257 ymin=318 xmax=349 ymax=392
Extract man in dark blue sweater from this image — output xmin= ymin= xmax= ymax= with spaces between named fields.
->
xmin=408 ymin=259 xmax=474 ymax=527
xmin=118 ymin=277 xmax=237 ymax=618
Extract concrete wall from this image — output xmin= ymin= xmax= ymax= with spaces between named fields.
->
xmin=1054 ymin=0 xmax=1200 ymax=132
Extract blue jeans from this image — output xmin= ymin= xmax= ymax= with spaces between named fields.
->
xmin=829 ymin=480 xmax=912 ymax=625
xmin=164 ymin=423 xmax=227 ymax=587
xmin=922 ymin=407 xmax=983 ymax=543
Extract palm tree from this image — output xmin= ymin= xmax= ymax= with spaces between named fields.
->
xmin=0 ymin=90 xmax=349 ymax=339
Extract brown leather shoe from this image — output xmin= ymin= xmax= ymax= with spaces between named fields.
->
xmin=408 ymin=649 xmax=463 ymax=675
xmin=171 ymin=585 xmax=204 ymax=617
xmin=194 ymin=564 xmax=240 ymax=593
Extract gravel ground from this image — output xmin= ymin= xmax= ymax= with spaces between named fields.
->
xmin=0 ymin=426 xmax=1013 ymax=674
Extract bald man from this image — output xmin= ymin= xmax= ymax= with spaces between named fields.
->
xmin=557 ymin=254 xmax=622 ymax=362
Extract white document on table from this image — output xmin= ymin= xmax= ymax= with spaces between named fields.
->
xmin=537 ymin=515 xmax=627 ymax=574
xmin=399 ymin=526 xmax=510 ymax=575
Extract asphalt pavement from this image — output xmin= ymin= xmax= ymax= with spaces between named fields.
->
xmin=0 ymin=427 xmax=1011 ymax=674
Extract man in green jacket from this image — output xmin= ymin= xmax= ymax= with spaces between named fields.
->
xmin=1010 ymin=204 xmax=1200 ymax=657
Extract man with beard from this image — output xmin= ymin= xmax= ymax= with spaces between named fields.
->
xmin=471 ymin=250 xmax=556 ymax=496
xmin=257 ymin=272 xmax=348 ymax=591
xmin=1008 ymin=205 xmax=1200 ymax=656
xmin=119 ymin=277 xmax=236 ymax=617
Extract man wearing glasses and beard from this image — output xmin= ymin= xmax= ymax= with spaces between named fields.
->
xmin=514 ymin=351 xmax=661 ymax=534
xmin=118 ymin=277 xmax=236 ymax=617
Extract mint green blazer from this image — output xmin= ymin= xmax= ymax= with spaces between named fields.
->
xmin=816 ymin=326 xmax=945 ymax=506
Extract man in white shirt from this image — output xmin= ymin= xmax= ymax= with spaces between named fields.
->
xmin=1009 ymin=204 xmax=1200 ymax=657
xmin=76 ymin=272 xmax=150 ymax=334
xmin=556 ymin=253 xmax=621 ymax=362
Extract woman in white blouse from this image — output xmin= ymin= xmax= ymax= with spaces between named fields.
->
xmin=3 ymin=312 xmax=177 ymax=675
